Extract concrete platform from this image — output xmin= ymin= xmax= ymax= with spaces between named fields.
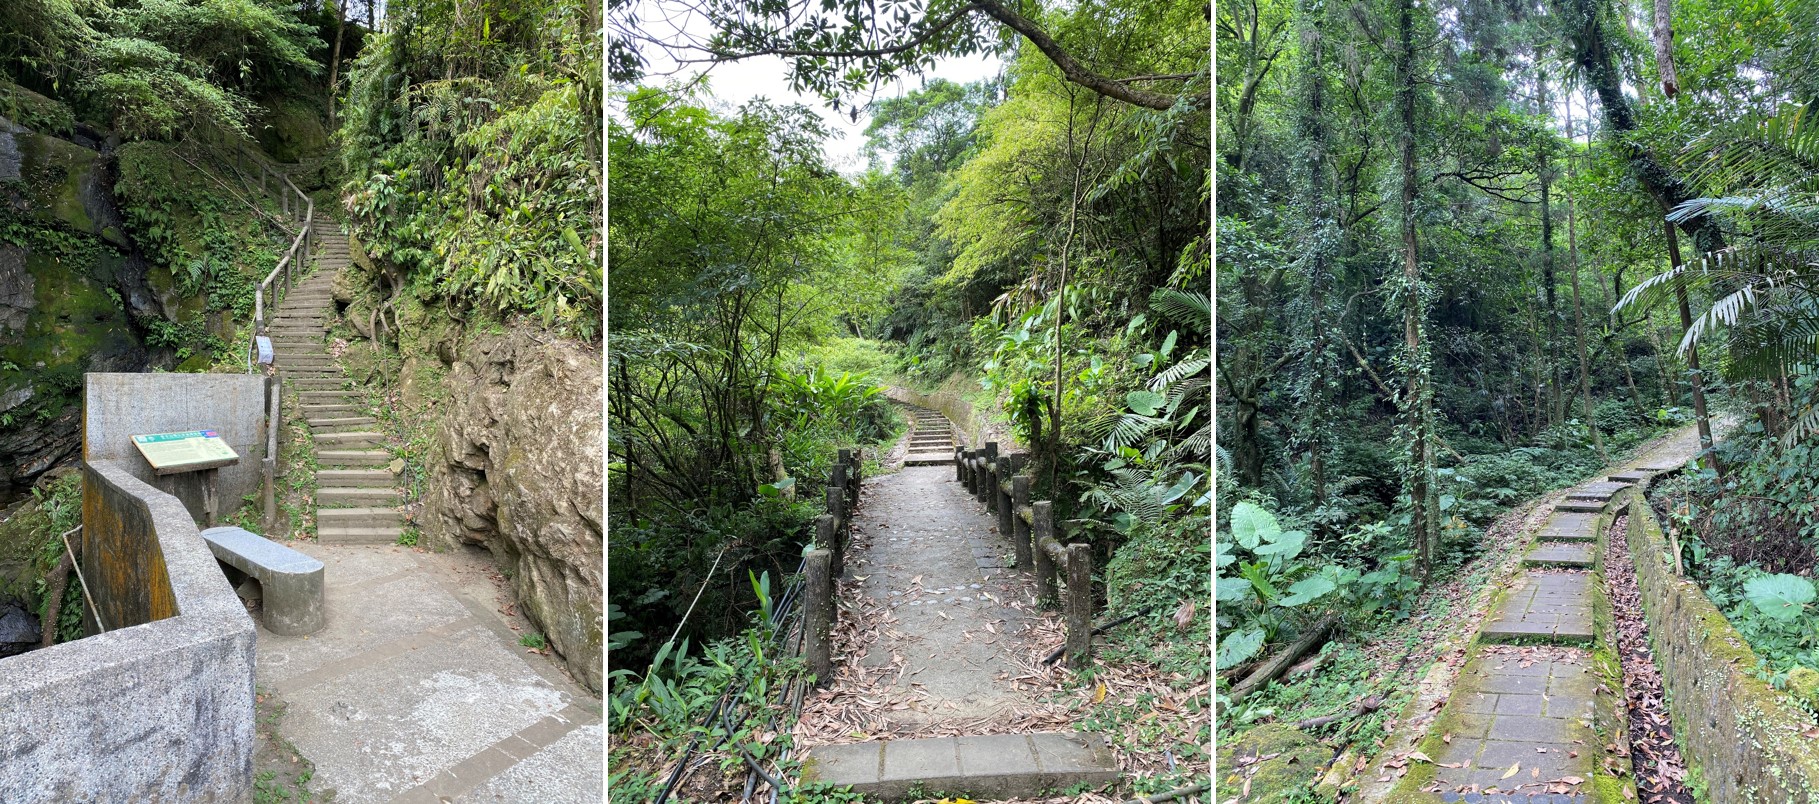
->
xmin=802 ymin=732 xmax=1119 ymax=800
xmin=256 ymin=543 xmax=601 ymax=803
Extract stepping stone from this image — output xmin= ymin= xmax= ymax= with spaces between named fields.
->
xmin=1565 ymin=481 xmax=1629 ymax=501
xmin=316 ymin=526 xmax=403 ymax=545
xmin=1525 ymin=542 xmax=1593 ymax=568
xmin=1430 ymin=651 xmax=1597 ymax=800
xmin=1481 ymin=572 xmax=1594 ymax=644
xmin=1535 ymin=512 xmax=1593 ymax=542
xmin=317 ymin=469 xmax=393 ymax=487
xmin=316 ymin=431 xmax=384 ymax=448
xmin=317 ymin=507 xmax=401 ymax=528
xmin=317 ymin=450 xmax=390 ymax=467
xmin=318 ymin=487 xmax=396 ymax=505
xmin=801 ymin=732 xmax=1118 ymax=800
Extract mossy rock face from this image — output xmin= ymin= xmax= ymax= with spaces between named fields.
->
xmin=253 ymin=95 xmax=328 ymax=165
xmin=0 ymin=83 xmax=74 ymax=137
xmin=1216 ymin=724 xmax=1332 ymax=803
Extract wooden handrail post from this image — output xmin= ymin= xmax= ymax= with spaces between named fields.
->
xmin=996 ymin=455 xmax=1017 ymax=546
xmin=824 ymin=488 xmax=845 ymax=577
xmin=1066 ymin=543 xmax=1092 ymax=669
xmin=954 ymin=445 xmax=965 ymax=482
xmin=803 ymin=548 xmax=834 ymax=687
xmin=1033 ymin=501 xmax=1056 ymax=601
xmin=841 ymin=448 xmax=861 ymax=508
xmin=982 ymin=442 xmax=999 ymax=509
xmin=1011 ymin=475 xmax=1032 ymax=569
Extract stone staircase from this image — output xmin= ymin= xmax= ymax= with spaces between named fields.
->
xmin=267 ymin=220 xmax=405 ymax=545
xmin=1375 ymin=430 xmax=1712 ymax=802
xmin=901 ymin=404 xmax=957 ymax=465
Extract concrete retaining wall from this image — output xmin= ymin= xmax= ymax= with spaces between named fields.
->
xmin=83 ymin=372 xmax=268 ymax=524
xmin=1623 ymin=490 xmax=1819 ymax=802
xmin=0 ymin=460 xmax=255 ymax=801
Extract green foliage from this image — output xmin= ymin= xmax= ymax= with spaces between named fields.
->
xmin=518 ymin=631 xmax=547 ymax=650
xmin=338 ymin=0 xmax=601 ymax=338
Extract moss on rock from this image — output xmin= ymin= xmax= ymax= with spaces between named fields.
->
xmin=1216 ymin=724 xmax=1331 ymax=803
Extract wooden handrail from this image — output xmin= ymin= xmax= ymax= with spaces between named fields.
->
xmin=959 ymin=443 xmax=1096 ymax=668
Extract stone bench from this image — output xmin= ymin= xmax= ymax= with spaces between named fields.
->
xmin=199 ymin=526 xmax=325 ymax=636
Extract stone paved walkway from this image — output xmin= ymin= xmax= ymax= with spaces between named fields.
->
xmin=257 ymin=542 xmax=601 ymax=803
xmin=850 ymin=462 xmax=1036 ymax=724
xmin=800 ymin=412 xmax=1117 ymax=798
xmin=1391 ymin=424 xmax=1715 ymax=802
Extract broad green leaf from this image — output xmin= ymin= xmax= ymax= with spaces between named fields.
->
xmin=1229 ymin=501 xmax=1280 ymax=550
xmin=1215 ymin=575 xmax=1251 ymax=602
xmin=1216 ymin=627 xmax=1266 ymax=670
xmin=1253 ymin=529 xmax=1307 ymax=560
xmin=1126 ymin=390 xmax=1166 ymax=416
xmin=1745 ymin=573 xmax=1816 ymax=621
xmin=1278 ymin=575 xmax=1337 ymax=607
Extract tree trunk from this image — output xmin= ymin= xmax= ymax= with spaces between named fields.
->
xmin=1538 ymin=65 xmax=1561 ymax=428
xmin=1557 ymin=0 xmax=1724 ymax=253
xmin=1395 ymin=0 xmax=1436 ymax=581
xmin=1667 ymin=222 xmax=1719 ymax=473
xmin=1653 ymin=0 xmax=1680 ymax=98
xmin=328 ymin=0 xmax=346 ymax=129
xmin=1563 ymin=95 xmax=1607 ymax=462
xmin=1298 ymin=0 xmax=1333 ymax=507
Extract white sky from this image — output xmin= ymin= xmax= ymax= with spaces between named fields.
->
xmin=618 ymin=0 xmax=1004 ymax=172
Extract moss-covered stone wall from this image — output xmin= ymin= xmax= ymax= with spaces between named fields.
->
xmin=1624 ymin=491 xmax=1819 ymax=802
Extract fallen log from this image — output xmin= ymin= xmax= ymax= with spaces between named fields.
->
xmin=1228 ymin=612 xmax=1340 ymax=703
xmin=1293 ymin=694 xmax=1383 ymax=731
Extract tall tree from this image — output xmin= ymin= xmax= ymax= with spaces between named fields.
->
xmin=1394 ymin=0 xmax=1437 ymax=578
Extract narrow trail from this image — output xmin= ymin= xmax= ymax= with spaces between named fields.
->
xmin=270 ymin=220 xmax=406 ymax=543
xmin=256 ymin=212 xmax=603 ymax=802
xmin=1379 ymin=424 xmax=1713 ymax=803
xmin=796 ymin=404 xmax=1118 ymax=800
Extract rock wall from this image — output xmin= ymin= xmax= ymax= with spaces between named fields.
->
xmin=419 ymin=330 xmax=603 ymax=692
xmin=1624 ymin=490 xmax=1819 ymax=802
xmin=0 ymin=113 xmax=151 ymax=497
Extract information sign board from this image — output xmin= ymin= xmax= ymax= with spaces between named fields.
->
xmin=131 ymin=430 xmax=240 ymax=475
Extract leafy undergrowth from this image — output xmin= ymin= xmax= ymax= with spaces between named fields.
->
xmin=1649 ymin=423 xmax=1819 ymax=713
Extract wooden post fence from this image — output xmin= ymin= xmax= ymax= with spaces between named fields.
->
xmin=965 ymin=456 xmax=1095 ymax=669
xmin=803 ymin=548 xmax=834 ymax=687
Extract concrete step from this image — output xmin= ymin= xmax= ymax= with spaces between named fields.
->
xmin=1480 ymin=570 xmax=1595 ymax=645
xmin=291 ymin=380 xmax=349 ymax=391
xmin=802 ymin=733 xmax=1119 ymax=800
xmin=905 ymin=453 xmax=955 ymax=466
xmin=1555 ymin=500 xmax=1606 ymax=514
xmin=301 ymin=404 xmax=364 ymax=416
xmin=299 ymin=391 xmax=359 ymax=403
xmin=316 ymin=431 xmax=384 ymax=448
xmin=1526 ymin=541 xmax=1595 ymax=568
xmin=318 ymin=469 xmax=394 ymax=487
xmin=316 ymin=526 xmax=403 ymax=545
xmin=309 ymin=417 xmax=378 ymax=433
xmin=319 ymin=487 xmax=397 ymax=505
xmin=318 ymin=450 xmax=391 ymax=467
xmin=317 ymin=507 xmax=401 ymax=527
